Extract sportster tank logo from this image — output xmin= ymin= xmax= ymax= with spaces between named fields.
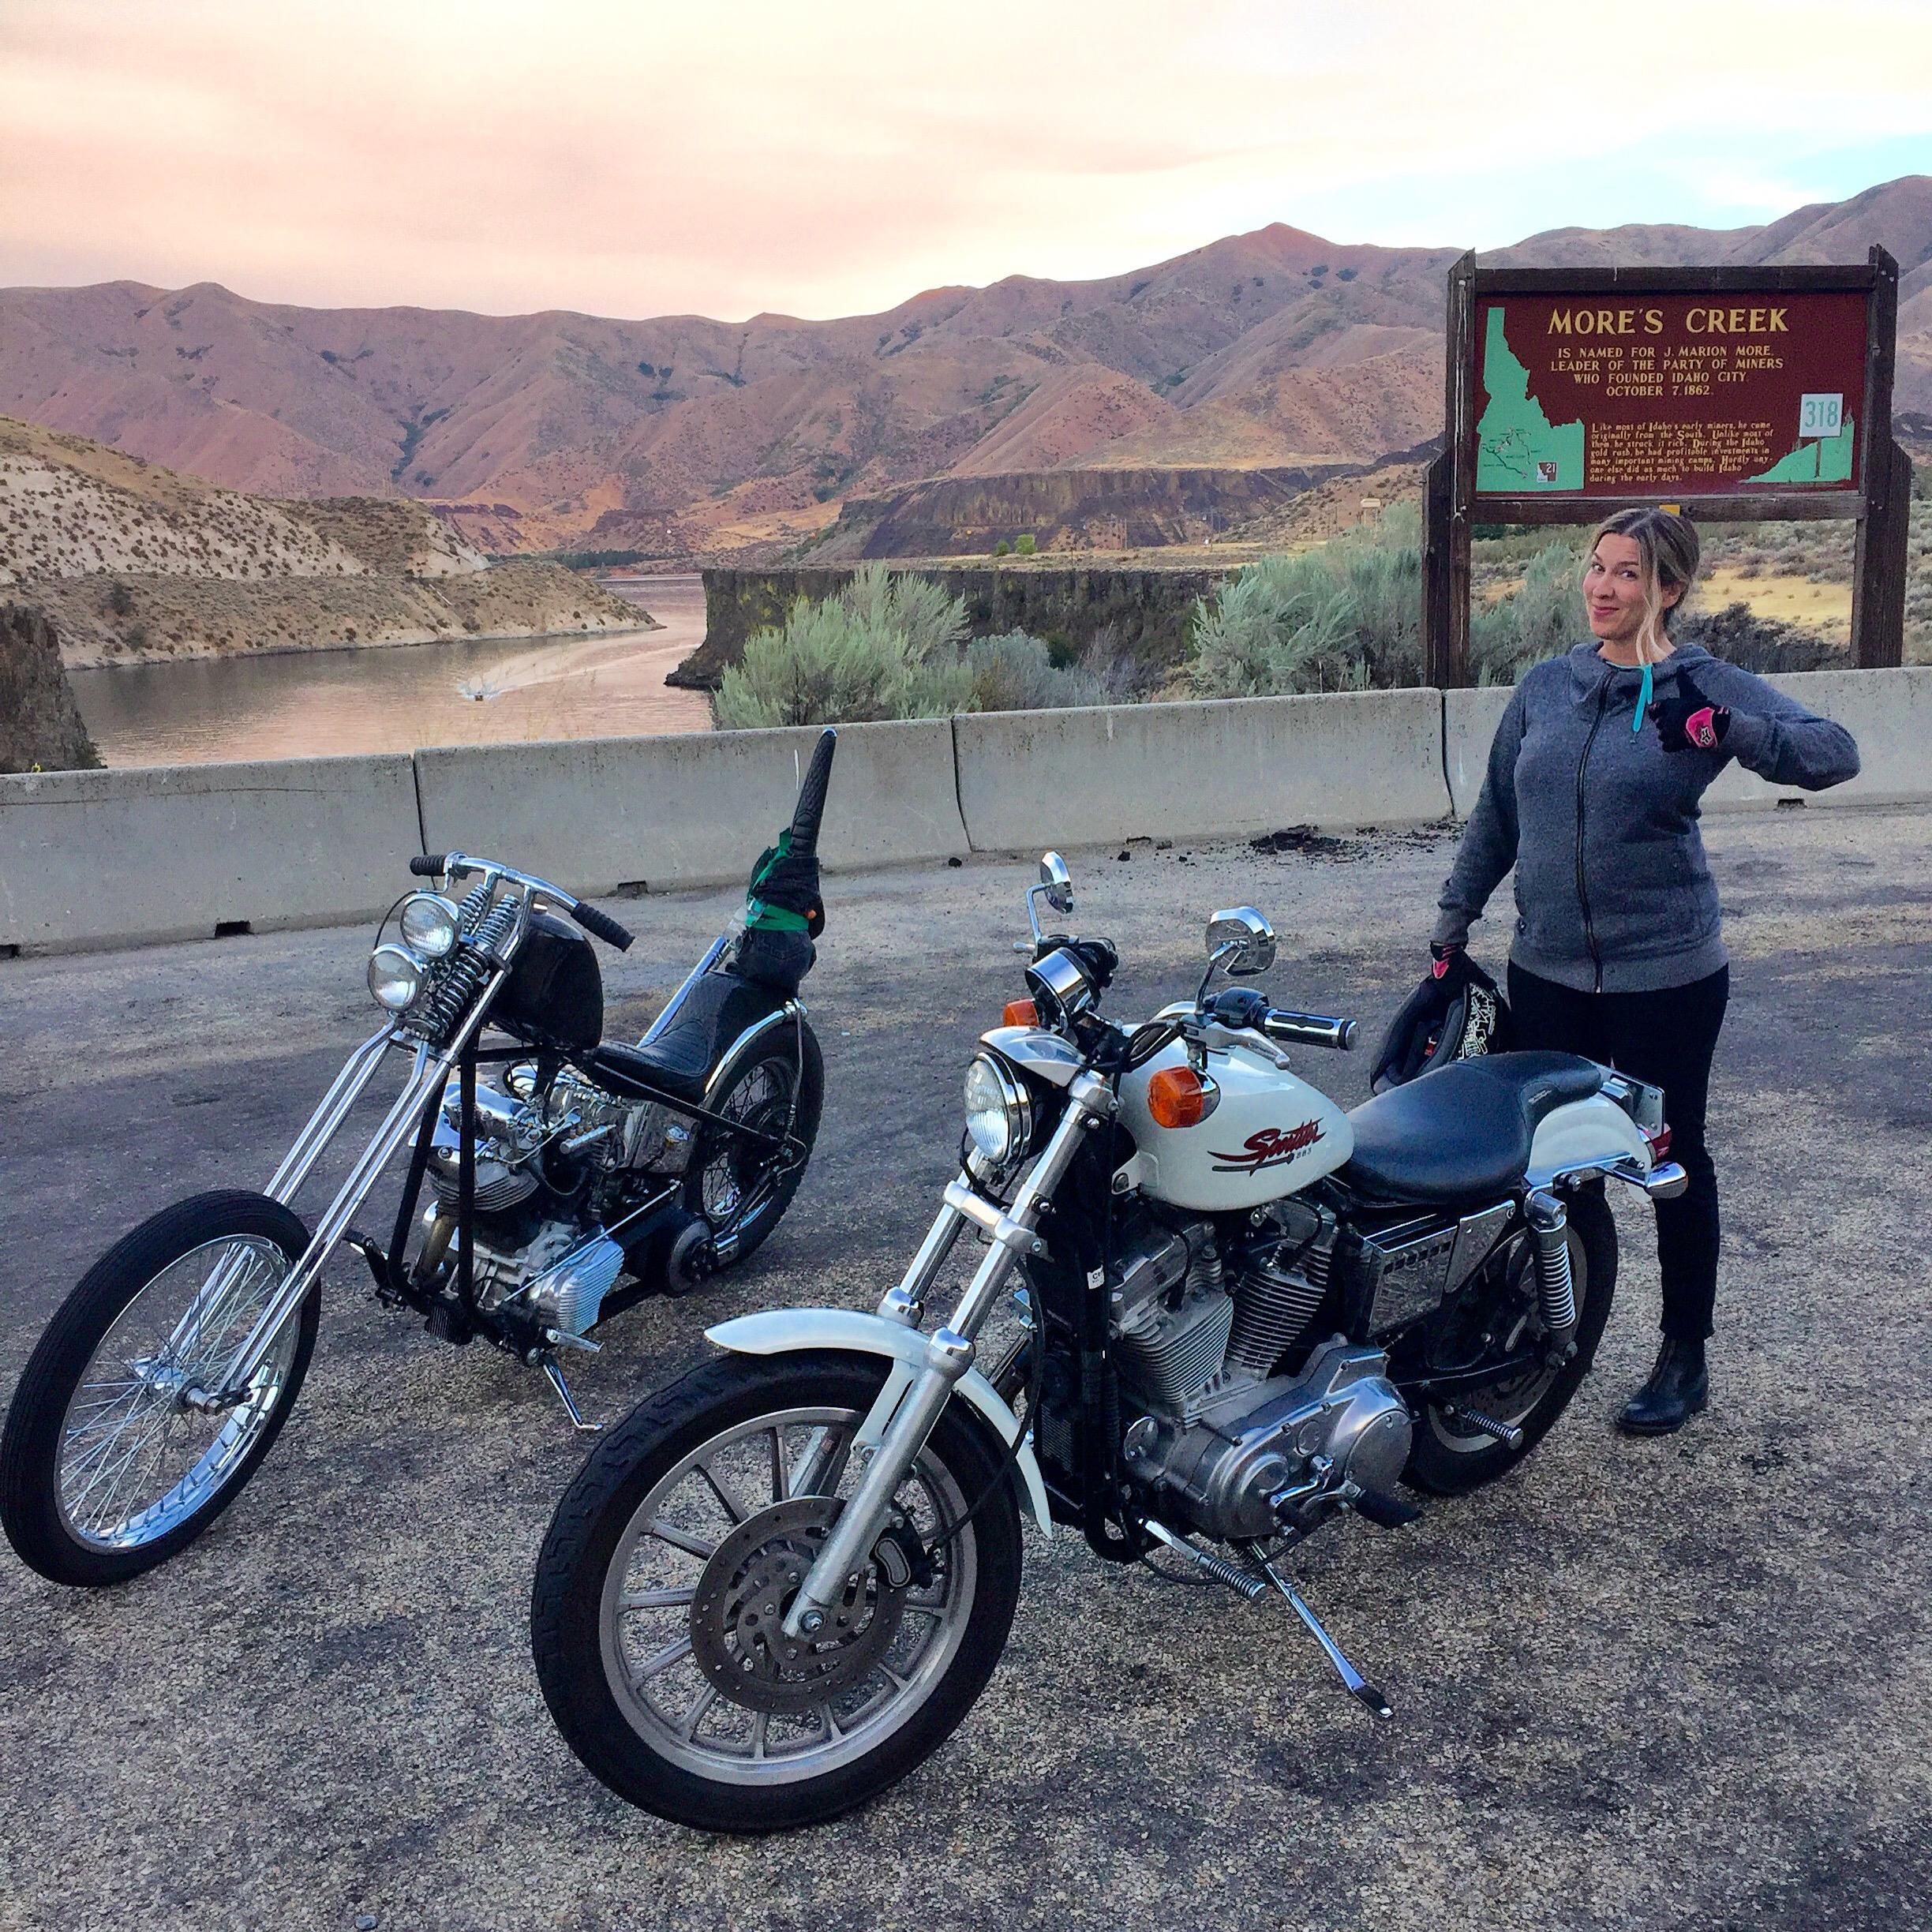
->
xmin=1209 ymin=1120 xmax=1325 ymax=1173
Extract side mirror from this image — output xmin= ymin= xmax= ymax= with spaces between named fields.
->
xmin=1206 ymin=907 xmax=1276 ymax=979
xmin=1039 ymin=852 xmax=1073 ymax=915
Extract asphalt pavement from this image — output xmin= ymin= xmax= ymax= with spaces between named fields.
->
xmin=2 ymin=805 xmax=1927 ymax=1932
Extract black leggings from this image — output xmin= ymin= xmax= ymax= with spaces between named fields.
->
xmin=1507 ymin=961 xmax=1729 ymax=1342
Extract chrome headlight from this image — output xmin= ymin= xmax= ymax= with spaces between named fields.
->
xmin=399 ymin=891 xmax=460 ymax=960
xmin=368 ymin=942 xmax=426 ymax=1013
xmin=964 ymin=1052 xmax=1032 ymax=1169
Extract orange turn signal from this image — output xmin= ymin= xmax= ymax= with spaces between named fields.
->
xmin=1002 ymin=998 xmax=1039 ymax=1027
xmin=1146 ymin=1065 xmax=1208 ymax=1129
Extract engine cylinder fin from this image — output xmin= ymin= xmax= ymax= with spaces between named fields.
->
xmin=1225 ymin=1242 xmax=1329 ymax=1380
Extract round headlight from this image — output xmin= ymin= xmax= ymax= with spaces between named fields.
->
xmin=368 ymin=942 xmax=425 ymax=1013
xmin=964 ymin=1052 xmax=1032 ymax=1168
xmin=399 ymin=892 xmax=460 ymax=960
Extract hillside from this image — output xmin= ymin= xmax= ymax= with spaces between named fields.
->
xmin=0 ymin=418 xmax=649 ymax=665
xmin=2 ymin=178 xmax=1926 ymax=563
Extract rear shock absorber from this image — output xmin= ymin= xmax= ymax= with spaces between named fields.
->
xmin=1525 ymin=1189 xmax=1577 ymax=1351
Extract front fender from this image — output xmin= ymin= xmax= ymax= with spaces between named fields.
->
xmin=706 ymin=1309 xmax=1053 ymax=1536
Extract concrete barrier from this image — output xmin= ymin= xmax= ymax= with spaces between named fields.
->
xmin=0 ymin=754 xmax=423 ymax=951
xmin=1702 ymin=667 xmax=1932 ymax=809
xmin=1446 ymin=666 xmax=1931 ymax=818
xmin=953 ymin=689 xmax=1450 ymax=852
xmin=413 ymin=718 xmax=968 ymax=897
xmin=1443 ymin=687 xmax=1515 ymax=818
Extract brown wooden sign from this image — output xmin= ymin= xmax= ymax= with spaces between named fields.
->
xmin=1423 ymin=248 xmax=1908 ymax=685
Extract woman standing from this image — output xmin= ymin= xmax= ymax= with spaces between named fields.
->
xmin=1429 ymin=508 xmax=1859 ymax=1434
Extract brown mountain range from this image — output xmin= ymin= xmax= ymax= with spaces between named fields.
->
xmin=3 ymin=177 xmax=1926 ymax=560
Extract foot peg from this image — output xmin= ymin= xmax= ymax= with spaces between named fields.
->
xmin=1348 ymin=1485 xmax=1423 ymax=1530
xmin=541 ymin=1357 xmax=604 ymax=1432
xmin=1263 ymin=1562 xmax=1392 ymax=1720
xmin=1440 ymin=1404 xmax=1526 ymax=1450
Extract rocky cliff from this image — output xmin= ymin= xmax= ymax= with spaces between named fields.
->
xmin=0 ymin=604 xmax=99 ymax=773
xmin=0 ymin=419 xmax=650 ymax=665
xmin=681 ymin=564 xmax=1236 ymax=689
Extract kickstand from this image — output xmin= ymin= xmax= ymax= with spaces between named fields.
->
xmin=1263 ymin=1561 xmax=1392 ymax=1720
xmin=541 ymin=1356 xmax=604 ymax=1433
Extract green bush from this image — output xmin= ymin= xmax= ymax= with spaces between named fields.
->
xmin=1470 ymin=539 xmax=1583 ymax=684
xmin=993 ymin=539 xmax=1011 ymax=558
xmin=962 ymin=631 xmax=1107 ymax=711
xmin=1014 ymin=534 xmax=1037 ymax=556
xmin=713 ymin=567 xmax=1096 ymax=726
xmin=1187 ymin=505 xmax=1422 ymax=695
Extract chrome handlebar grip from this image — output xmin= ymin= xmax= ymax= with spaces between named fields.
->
xmin=1262 ymin=1009 xmax=1357 ymax=1051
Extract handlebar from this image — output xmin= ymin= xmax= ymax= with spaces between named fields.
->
xmin=407 ymin=851 xmax=635 ymax=952
xmin=1204 ymin=987 xmax=1354 ymax=1050
xmin=1263 ymin=1008 xmax=1356 ymax=1052
xmin=568 ymin=900 xmax=635 ymax=953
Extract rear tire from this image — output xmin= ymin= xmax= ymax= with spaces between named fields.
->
xmin=683 ymin=1020 xmax=824 ymax=1271
xmin=1403 ymin=1186 xmax=1617 ymax=1496
xmin=532 ymin=1350 xmax=1023 ymax=1831
xmin=0 ymin=1190 xmax=319 ymax=1586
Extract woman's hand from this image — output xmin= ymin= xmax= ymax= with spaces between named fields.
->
xmin=1651 ymin=673 xmax=1732 ymax=752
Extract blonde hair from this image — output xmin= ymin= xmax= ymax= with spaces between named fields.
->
xmin=1589 ymin=507 xmax=1701 ymax=665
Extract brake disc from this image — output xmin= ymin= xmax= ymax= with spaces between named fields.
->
xmin=689 ymin=1496 xmax=907 ymax=1714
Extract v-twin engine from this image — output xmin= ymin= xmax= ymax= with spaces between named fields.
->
xmin=1123 ymin=1339 xmax=1412 ymax=1541
xmin=419 ymin=1062 xmax=695 ymax=1338
xmin=1105 ymin=1206 xmax=1411 ymax=1543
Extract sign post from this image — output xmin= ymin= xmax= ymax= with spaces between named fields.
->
xmin=1423 ymin=246 xmax=1905 ymax=686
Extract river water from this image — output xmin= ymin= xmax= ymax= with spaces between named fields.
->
xmin=69 ymin=575 xmax=713 ymax=767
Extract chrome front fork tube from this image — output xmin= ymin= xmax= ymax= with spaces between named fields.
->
xmin=781 ymin=1070 xmax=1113 ymax=1639
xmin=264 ymin=1027 xmax=396 ymax=1204
xmin=160 ymin=1028 xmax=395 ymax=1372
xmin=192 ymin=980 xmax=507 ymax=1406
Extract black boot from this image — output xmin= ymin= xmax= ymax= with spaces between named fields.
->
xmin=1617 ymin=1337 xmax=1708 ymax=1436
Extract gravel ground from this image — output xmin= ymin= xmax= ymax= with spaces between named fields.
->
xmin=2 ymin=805 xmax=1927 ymax=1932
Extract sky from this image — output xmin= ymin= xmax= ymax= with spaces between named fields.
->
xmin=4 ymin=0 xmax=1928 ymax=324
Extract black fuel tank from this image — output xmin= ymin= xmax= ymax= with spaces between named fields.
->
xmin=495 ymin=909 xmax=604 ymax=1050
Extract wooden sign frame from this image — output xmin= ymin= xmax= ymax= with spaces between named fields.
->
xmin=1422 ymin=245 xmax=1908 ymax=686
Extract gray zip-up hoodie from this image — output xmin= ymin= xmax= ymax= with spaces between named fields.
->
xmin=1434 ymin=642 xmax=1860 ymax=993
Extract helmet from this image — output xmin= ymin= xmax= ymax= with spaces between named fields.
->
xmin=1370 ymin=955 xmax=1514 ymax=1093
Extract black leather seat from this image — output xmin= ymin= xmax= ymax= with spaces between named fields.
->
xmin=1341 ymin=1051 xmax=1604 ymax=1204
xmin=582 ymin=971 xmax=790 ymax=1106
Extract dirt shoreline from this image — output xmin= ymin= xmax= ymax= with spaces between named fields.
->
xmin=59 ymin=616 xmax=656 ymax=672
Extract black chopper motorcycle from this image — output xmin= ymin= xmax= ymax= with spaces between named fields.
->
xmin=0 ymin=731 xmax=839 ymax=1588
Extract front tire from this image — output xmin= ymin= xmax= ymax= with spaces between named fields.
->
xmin=1404 ymin=1185 xmax=1618 ymax=1496
xmin=1 ymin=1190 xmax=319 ymax=1586
xmin=532 ymin=1350 xmax=1023 ymax=1831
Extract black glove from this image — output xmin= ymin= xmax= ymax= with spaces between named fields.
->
xmin=1370 ymin=945 xmax=1469 ymax=1091
xmin=1650 ymin=673 xmax=1731 ymax=753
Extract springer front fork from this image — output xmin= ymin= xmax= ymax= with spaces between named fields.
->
xmin=176 ymin=973 xmax=510 ymax=1413
xmin=777 ymin=1066 xmax=1114 ymax=1640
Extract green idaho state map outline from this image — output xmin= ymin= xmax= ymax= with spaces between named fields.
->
xmin=1475 ymin=306 xmax=1584 ymax=493
xmin=1747 ymin=414 xmax=1855 ymax=485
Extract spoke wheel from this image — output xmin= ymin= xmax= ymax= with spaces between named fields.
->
xmin=683 ymin=1024 xmax=823 ymax=1271
xmin=534 ymin=1351 xmax=1022 ymax=1831
xmin=1404 ymin=1187 xmax=1618 ymax=1496
xmin=2 ymin=1192 xmax=319 ymax=1586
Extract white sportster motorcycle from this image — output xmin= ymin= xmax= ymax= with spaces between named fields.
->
xmin=531 ymin=855 xmax=1686 ymax=1831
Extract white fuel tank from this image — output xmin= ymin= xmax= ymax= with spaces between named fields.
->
xmin=1117 ymin=1038 xmax=1353 ymax=1212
